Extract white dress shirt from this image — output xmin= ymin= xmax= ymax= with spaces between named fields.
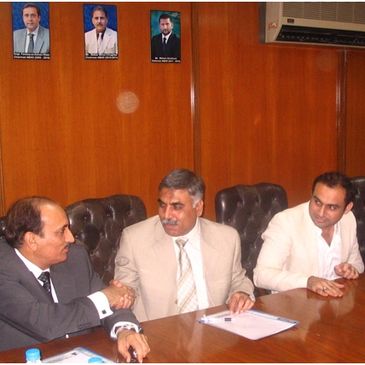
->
xmin=162 ymin=32 xmax=172 ymax=44
xmin=172 ymin=219 xmax=210 ymax=310
xmin=315 ymin=223 xmax=342 ymax=280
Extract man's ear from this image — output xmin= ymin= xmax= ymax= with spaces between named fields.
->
xmin=344 ymin=201 xmax=354 ymax=214
xmin=23 ymin=232 xmax=38 ymax=251
xmin=196 ymin=199 xmax=204 ymax=217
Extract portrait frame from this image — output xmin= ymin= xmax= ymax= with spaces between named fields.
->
xmin=150 ymin=10 xmax=181 ymax=63
xmin=84 ymin=4 xmax=118 ymax=60
xmin=12 ymin=2 xmax=50 ymax=60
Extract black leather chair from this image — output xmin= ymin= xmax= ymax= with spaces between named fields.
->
xmin=215 ymin=183 xmax=288 ymax=288
xmin=350 ymin=176 xmax=365 ymax=262
xmin=66 ymin=194 xmax=146 ymax=285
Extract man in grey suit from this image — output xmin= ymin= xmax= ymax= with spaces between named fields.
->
xmin=0 ymin=197 xmax=150 ymax=362
xmin=13 ymin=3 xmax=50 ymax=54
xmin=115 ymin=169 xmax=254 ymax=321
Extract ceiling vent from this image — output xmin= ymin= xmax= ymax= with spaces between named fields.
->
xmin=261 ymin=2 xmax=365 ymax=48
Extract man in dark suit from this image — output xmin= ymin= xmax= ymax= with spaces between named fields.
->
xmin=151 ymin=13 xmax=180 ymax=61
xmin=13 ymin=3 xmax=50 ymax=54
xmin=0 ymin=196 xmax=149 ymax=362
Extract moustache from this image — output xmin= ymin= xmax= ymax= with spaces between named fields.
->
xmin=161 ymin=219 xmax=178 ymax=226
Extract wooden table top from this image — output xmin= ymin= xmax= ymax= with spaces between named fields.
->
xmin=1 ymin=275 xmax=365 ymax=362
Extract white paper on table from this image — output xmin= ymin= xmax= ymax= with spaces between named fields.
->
xmin=199 ymin=309 xmax=298 ymax=340
xmin=42 ymin=346 xmax=114 ymax=363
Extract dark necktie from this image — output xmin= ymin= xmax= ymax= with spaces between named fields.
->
xmin=38 ymin=271 xmax=53 ymax=300
xmin=28 ymin=33 xmax=34 ymax=53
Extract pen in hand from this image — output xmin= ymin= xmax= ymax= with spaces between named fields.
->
xmin=128 ymin=346 xmax=139 ymax=363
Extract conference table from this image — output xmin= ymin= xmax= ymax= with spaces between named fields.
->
xmin=1 ymin=275 xmax=365 ymax=363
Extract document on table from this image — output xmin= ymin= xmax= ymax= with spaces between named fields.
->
xmin=42 ymin=346 xmax=114 ymax=363
xmin=199 ymin=309 xmax=298 ymax=340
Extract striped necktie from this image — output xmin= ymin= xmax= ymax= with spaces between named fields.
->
xmin=176 ymin=238 xmax=198 ymax=313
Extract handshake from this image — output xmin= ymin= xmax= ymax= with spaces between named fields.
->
xmin=102 ymin=280 xmax=136 ymax=310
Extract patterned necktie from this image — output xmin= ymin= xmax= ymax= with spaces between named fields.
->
xmin=38 ymin=271 xmax=53 ymax=300
xmin=176 ymin=238 xmax=198 ymax=313
xmin=28 ymin=33 xmax=34 ymax=53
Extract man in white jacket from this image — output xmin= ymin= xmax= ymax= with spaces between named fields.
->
xmin=85 ymin=5 xmax=118 ymax=56
xmin=254 ymin=171 xmax=364 ymax=297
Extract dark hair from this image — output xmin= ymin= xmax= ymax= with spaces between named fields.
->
xmin=92 ymin=5 xmax=108 ymax=18
xmin=312 ymin=171 xmax=354 ymax=205
xmin=159 ymin=168 xmax=205 ymax=203
xmin=159 ymin=13 xmax=172 ymax=23
xmin=23 ymin=3 xmax=41 ymax=16
xmin=5 ymin=196 xmax=56 ymax=249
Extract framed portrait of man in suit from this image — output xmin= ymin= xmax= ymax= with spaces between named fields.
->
xmin=84 ymin=4 xmax=118 ymax=60
xmin=12 ymin=2 xmax=50 ymax=60
xmin=151 ymin=10 xmax=181 ymax=63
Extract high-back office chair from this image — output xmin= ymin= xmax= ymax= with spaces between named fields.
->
xmin=215 ymin=183 xmax=288 ymax=288
xmin=66 ymin=194 xmax=146 ymax=285
xmin=350 ymin=176 xmax=365 ymax=262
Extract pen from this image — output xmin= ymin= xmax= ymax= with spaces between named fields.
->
xmin=128 ymin=346 xmax=139 ymax=363
xmin=199 ymin=315 xmax=234 ymax=323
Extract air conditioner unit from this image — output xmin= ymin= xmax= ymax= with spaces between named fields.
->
xmin=262 ymin=2 xmax=365 ymax=48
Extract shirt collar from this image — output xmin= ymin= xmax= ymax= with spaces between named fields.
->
xmin=171 ymin=217 xmax=200 ymax=245
xmin=313 ymin=221 xmax=340 ymax=240
xmin=162 ymin=32 xmax=172 ymax=41
xmin=15 ymin=248 xmax=49 ymax=278
xmin=27 ymin=26 xmax=39 ymax=36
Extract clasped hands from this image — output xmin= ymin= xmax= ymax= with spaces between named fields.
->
xmin=307 ymin=263 xmax=359 ymax=297
xmin=102 ymin=280 xmax=136 ymax=309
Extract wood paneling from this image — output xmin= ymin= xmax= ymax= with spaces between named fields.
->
xmin=0 ymin=3 xmax=194 ymax=216
xmin=194 ymin=3 xmax=339 ymax=218
xmin=345 ymin=51 xmax=365 ymax=176
xmin=0 ymin=2 xmax=364 ymax=219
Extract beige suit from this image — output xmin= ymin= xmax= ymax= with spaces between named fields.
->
xmin=115 ymin=216 xmax=254 ymax=321
xmin=254 ymin=202 xmax=364 ymax=292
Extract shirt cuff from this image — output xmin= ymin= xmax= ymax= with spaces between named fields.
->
xmin=88 ymin=291 xmax=113 ymax=319
xmin=110 ymin=322 xmax=140 ymax=339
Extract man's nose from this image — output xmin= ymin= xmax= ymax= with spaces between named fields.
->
xmin=318 ymin=206 xmax=325 ymax=216
xmin=163 ymin=205 xmax=173 ymax=219
xmin=65 ymin=227 xmax=75 ymax=244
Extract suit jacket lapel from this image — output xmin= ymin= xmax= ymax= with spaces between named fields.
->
xmin=303 ymin=203 xmax=320 ymax=275
xmin=153 ymin=220 xmax=177 ymax=275
xmin=199 ymin=219 xmax=220 ymax=303
xmin=5 ymin=246 xmax=54 ymax=303
xmin=34 ymin=27 xmax=44 ymax=53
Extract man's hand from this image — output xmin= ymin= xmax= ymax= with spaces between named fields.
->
xmin=307 ymin=276 xmax=344 ymax=297
xmin=102 ymin=281 xmax=136 ymax=309
xmin=335 ymin=263 xmax=359 ymax=279
xmin=227 ymin=291 xmax=254 ymax=314
xmin=117 ymin=329 xmax=150 ymax=363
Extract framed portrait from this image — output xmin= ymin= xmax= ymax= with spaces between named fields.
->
xmin=84 ymin=4 xmax=118 ymax=60
xmin=151 ymin=10 xmax=181 ymax=63
xmin=12 ymin=2 xmax=50 ymax=60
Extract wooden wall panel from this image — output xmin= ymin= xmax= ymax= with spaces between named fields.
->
xmin=0 ymin=2 xmax=193 ymax=216
xmin=0 ymin=2 xmax=364 ymax=220
xmin=194 ymin=3 xmax=339 ymax=218
xmin=345 ymin=51 xmax=365 ymax=176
